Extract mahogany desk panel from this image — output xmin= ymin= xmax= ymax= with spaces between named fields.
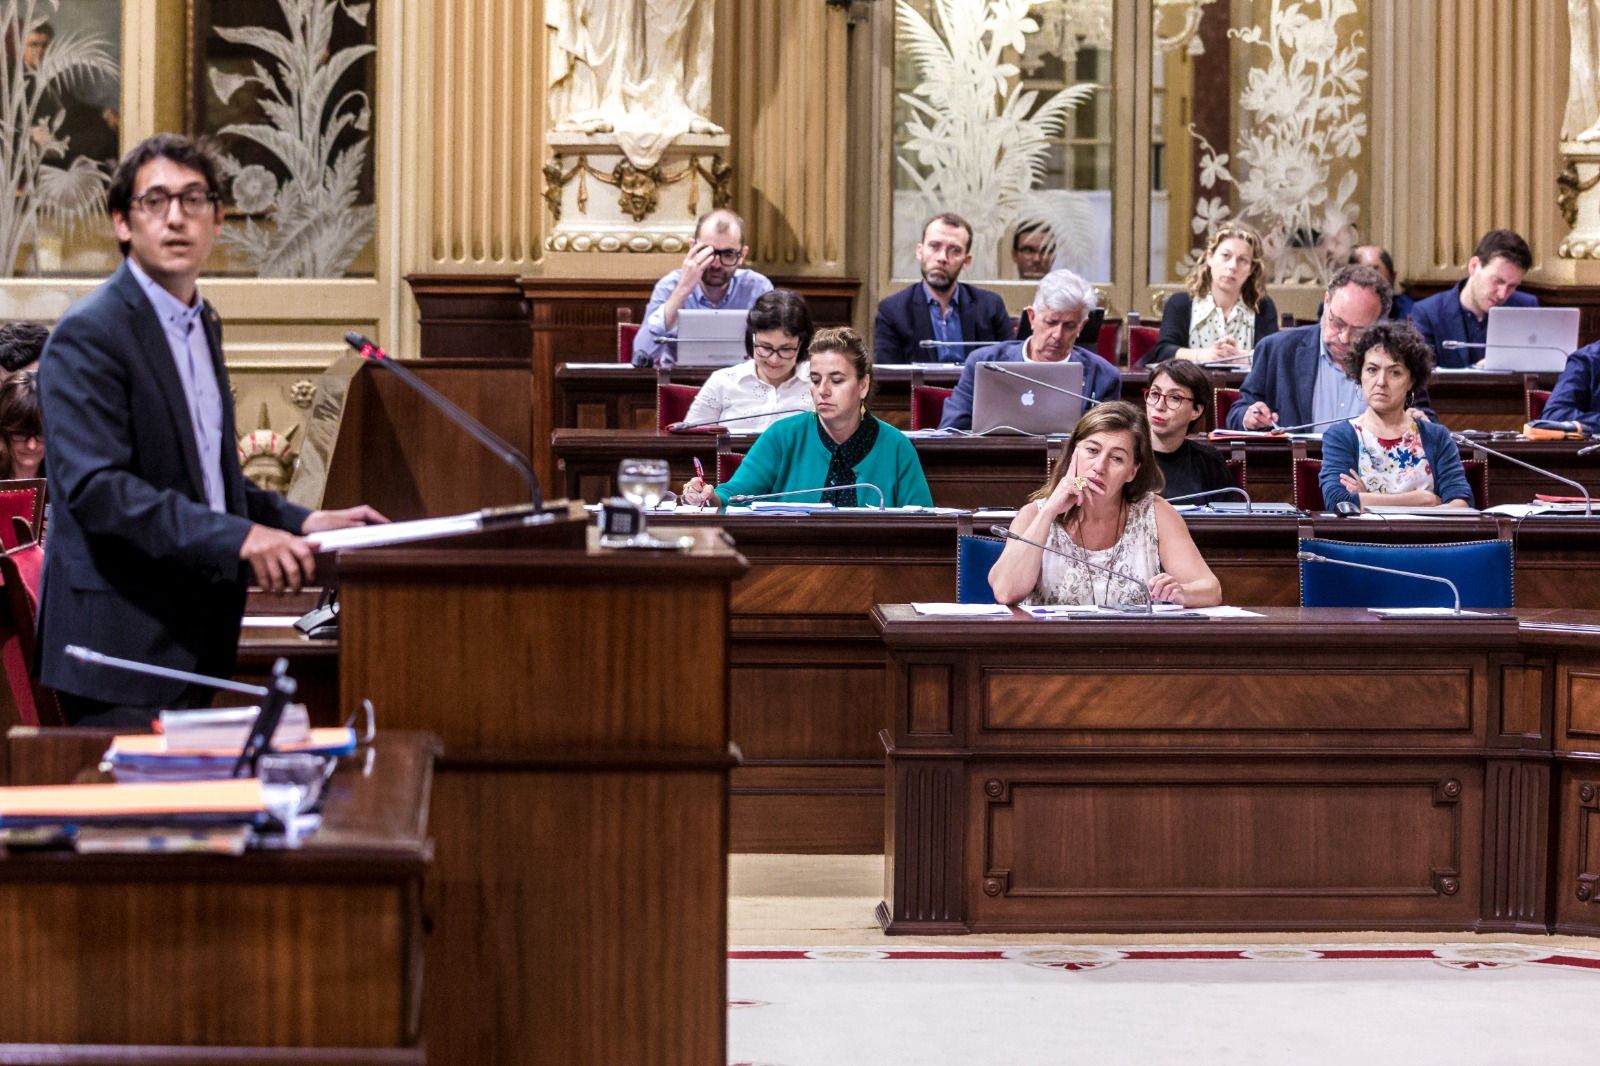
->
xmin=0 ymin=731 xmax=436 ymax=1062
xmin=873 ymin=606 xmax=1600 ymax=935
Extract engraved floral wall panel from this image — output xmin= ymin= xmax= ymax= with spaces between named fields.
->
xmin=0 ymin=0 xmax=122 ymax=278
xmin=891 ymin=0 xmax=1113 ymax=282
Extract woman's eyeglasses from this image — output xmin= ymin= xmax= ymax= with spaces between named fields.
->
xmin=1143 ymin=388 xmax=1193 ymax=409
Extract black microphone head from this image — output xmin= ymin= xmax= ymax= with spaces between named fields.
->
xmin=1335 ymin=500 xmax=1360 ymax=516
xmin=345 ymin=331 xmax=373 ymax=352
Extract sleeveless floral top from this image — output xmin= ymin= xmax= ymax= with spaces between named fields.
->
xmin=1348 ymin=418 xmax=1434 ymax=495
xmin=1024 ymin=494 xmax=1162 ymax=607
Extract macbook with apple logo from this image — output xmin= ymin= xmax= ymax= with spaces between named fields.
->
xmin=970 ymin=360 xmax=1087 ymax=436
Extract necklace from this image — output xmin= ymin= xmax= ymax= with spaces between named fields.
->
xmin=1066 ymin=498 xmax=1143 ymax=606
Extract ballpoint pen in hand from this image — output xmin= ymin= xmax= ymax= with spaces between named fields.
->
xmin=690 ymin=457 xmax=710 ymax=508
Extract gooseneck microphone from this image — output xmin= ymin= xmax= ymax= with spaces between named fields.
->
xmin=1271 ymin=414 xmax=1364 ymax=434
xmin=1165 ymin=486 xmax=1253 ymax=513
xmin=345 ymin=332 xmax=543 ymax=508
xmin=1578 ymin=440 xmax=1600 ymax=457
xmin=1296 ymin=551 xmax=1462 ymax=614
xmin=727 ymin=482 xmax=887 ymax=509
xmin=982 ymin=361 xmax=1102 ymax=408
xmin=1440 ymin=339 xmax=1571 ymax=364
xmin=667 ymin=408 xmax=810 ymax=432
xmin=1448 ymin=431 xmax=1593 ymax=516
xmin=988 ymin=524 xmax=1153 ymax=613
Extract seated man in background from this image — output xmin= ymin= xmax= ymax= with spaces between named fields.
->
xmin=1350 ymin=244 xmax=1414 ymax=319
xmin=633 ymin=208 xmax=773 ymax=367
xmin=1541 ymin=340 xmax=1600 ymax=433
xmin=1228 ymin=264 xmax=1434 ymax=431
xmin=1409 ymin=229 xmax=1537 ymax=368
xmin=1011 ymin=221 xmax=1055 ymax=280
xmin=0 ymin=320 xmax=48 ymax=372
xmin=938 ymin=268 xmax=1120 ymax=431
xmin=874 ymin=213 xmax=1012 ymax=364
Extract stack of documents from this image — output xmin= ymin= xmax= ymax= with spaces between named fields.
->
xmin=105 ymin=728 xmax=358 ymax=783
xmin=160 ymin=704 xmax=311 ymax=751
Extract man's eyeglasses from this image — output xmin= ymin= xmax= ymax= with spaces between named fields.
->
xmin=705 ymin=248 xmax=742 ymax=266
xmin=130 ymin=185 xmax=221 ymax=218
xmin=1143 ymin=387 xmax=1194 ymax=409
xmin=1323 ymin=309 xmax=1372 ymax=340
xmin=752 ymin=342 xmax=801 ymax=359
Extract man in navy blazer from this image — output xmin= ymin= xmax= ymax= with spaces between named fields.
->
xmin=874 ymin=213 xmax=1013 ymax=364
xmin=939 ymin=269 xmax=1119 ymax=431
xmin=1409 ymin=229 xmax=1538 ymax=368
xmin=38 ymin=134 xmax=384 ymax=726
xmin=1229 ymin=265 xmax=1434 ymax=431
xmin=1542 ymin=342 xmax=1600 ymax=433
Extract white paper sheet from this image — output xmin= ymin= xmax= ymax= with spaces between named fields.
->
xmin=304 ymin=512 xmax=481 ymax=551
xmin=910 ymin=603 xmax=1014 ymax=617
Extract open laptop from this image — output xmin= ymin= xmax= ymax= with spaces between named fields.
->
xmin=675 ymin=308 xmax=748 ymax=366
xmin=970 ymin=360 xmax=1087 ymax=436
xmin=1481 ymin=306 xmax=1579 ymax=372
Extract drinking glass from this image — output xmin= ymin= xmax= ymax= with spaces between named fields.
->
xmin=617 ymin=458 xmax=671 ymax=510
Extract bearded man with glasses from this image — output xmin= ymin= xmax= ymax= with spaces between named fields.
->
xmin=1227 ymin=264 xmax=1435 ymax=432
xmin=36 ymin=134 xmax=386 ymax=726
xmin=632 ymin=207 xmax=773 ymax=367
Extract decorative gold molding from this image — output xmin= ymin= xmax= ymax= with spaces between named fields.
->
xmin=543 ymin=154 xmax=733 ymax=224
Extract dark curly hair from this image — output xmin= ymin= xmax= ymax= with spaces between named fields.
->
xmin=1345 ymin=320 xmax=1435 ymax=394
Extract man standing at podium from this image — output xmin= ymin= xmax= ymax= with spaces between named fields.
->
xmin=38 ymin=134 xmax=384 ymax=726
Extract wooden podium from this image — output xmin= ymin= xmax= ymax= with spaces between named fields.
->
xmin=332 ymin=513 xmax=746 ymax=1065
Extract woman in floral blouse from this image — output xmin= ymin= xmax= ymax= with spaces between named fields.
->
xmin=1146 ymin=222 xmax=1279 ymax=366
xmin=1319 ymin=321 xmax=1473 ymax=510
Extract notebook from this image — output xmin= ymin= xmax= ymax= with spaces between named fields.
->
xmin=674 ymin=309 xmax=748 ymax=366
xmin=1481 ymin=307 xmax=1579 ymax=372
xmin=970 ymin=360 xmax=1087 ymax=436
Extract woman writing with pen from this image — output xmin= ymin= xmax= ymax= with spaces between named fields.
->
xmin=680 ymin=327 xmax=933 ymax=508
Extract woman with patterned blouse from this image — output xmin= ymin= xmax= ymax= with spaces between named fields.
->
xmin=988 ymin=401 xmax=1221 ymax=608
xmin=1147 ymin=222 xmax=1279 ymax=366
xmin=1319 ymin=321 xmax=1474 ymax=510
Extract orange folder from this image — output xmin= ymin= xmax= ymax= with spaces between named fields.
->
xmin=0 ymin=779 xmax=267 ymax=821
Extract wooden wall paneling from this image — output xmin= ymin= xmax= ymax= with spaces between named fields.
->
xmin=1556 ymin=761 xmax=1600 ymax=933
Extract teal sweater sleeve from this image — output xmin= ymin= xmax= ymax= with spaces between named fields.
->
xmin=716 ymin=414 xmax=804 ymax=504
xmin=716 ymin=414 xmax=934 ymax=507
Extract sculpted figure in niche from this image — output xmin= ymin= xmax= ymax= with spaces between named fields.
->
xmin=547 ymin=0 xmax=723 ymax=167
xmin=1566 ymin=0 xmax=1600 ymax=141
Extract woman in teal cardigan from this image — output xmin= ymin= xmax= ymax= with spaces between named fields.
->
xmin=681 ymin=327 xmax=933 ymax=508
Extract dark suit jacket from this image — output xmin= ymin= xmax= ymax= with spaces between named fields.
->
xmin=1409 ymin=280 xmax=1539 ymax=368
xmin=873 ymin=281 xmax=1013 ymax=364
xmin=1227 ymin=324 xmax=1434 ymax=431
xmin=1147 ymin=291 xmax=1280 ymax=366
xmin=37 ymin=261 xmax=310 ymax=707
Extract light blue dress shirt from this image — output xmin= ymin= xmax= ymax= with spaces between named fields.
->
xmin=924 ymin=283 xmax=965 ymax=359
xmin=631 ymin=267 xmax=774 ymax=367
xmin=1310 ymin=338 xmax=1365 ymax=429
xmin=127 ymin=257 xmax=226 ymax=512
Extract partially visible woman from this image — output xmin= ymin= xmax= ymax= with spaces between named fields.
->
xmin=989 ymin=401 xmax=1221 ymax=607
xmin=1144 ymin=359 xmax=1232 ymax=500
xmin=0 ymin=369 xmax=44 ymax=480
xmin=1320 ymin=321 xmax=1472 ymax=510
xmin=680 ymin=327 xmax=932 ymax=508
xmin=1148 ymin=222 xmax=1278 ymax=365
xmin=680 ymin=289 xmax=814 ymax=430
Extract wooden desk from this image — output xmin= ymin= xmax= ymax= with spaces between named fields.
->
xmin=874 ymin=606 xmax=1600 ymax=936
xmin=636 ymin=511 xmax=1600 ymax=853
xmin=0 ymin=730 xmax=436 ymax=1061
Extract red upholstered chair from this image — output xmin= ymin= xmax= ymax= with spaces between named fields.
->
xmin=0 ymin=531 xmax=63 ymax=727
xmin=1226 ymin=456 xmax=1247 ymax=491
xmin=1527 ymin=388 xmax=1552 ymax=423
xmin=911 ymin=386 xmax=953 ymax=431
xmin=1293 ymin=458 xmax=1325 ymax=511
xmin=1128 ymin=326 xmax=1160 ymax=367
xmin=716 ymin=451 xmax=745 ymax=482
xmin=1095 ymin=317 xmax=1123 ymax=366
xmin=656 ymin=383 xmax=701 ymax=431
xmin=1463 ymin=459 xmax=1489 ymax=507
xmin=1212 ymin=388 xmax=1241 ymax=430
xmin=0 ymin=479 xmax=44 ymax=551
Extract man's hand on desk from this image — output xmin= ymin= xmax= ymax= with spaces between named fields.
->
xmin=302 ymin=505 xmax=390 ymax=533
xmin=241 ymin=524 xmax=316 ymax=593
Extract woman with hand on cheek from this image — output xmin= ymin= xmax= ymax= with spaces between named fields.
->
xmin=988 ymin=401 xmax=1221 ymax=607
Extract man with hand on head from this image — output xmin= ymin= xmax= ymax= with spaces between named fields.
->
xmin=38 ymin=133 xmax=386 ymax=727
xmin=1228 ymin=264 xmax=1433 ymax=432
xmin=874 ymin=212 xmax=1013 ymax=364
xmin=1409 ymin=229 xmax=1538 ymax=368
xmin=937 ymin=268 xmax=1119 ymax=431
xmin=632 ymin=208 xmax=773 ymax=368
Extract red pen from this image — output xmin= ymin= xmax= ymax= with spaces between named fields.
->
xmin=692 ymin=457 xmax=707 ymax=483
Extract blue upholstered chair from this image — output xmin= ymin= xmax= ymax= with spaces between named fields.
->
xmin=1298 ymin=537 xmax=1514 ymax=609
xmin=956 ymin=534 xmax=1005 ymax=604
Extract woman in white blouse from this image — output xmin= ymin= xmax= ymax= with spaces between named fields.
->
xmin=1147 ymin=222 xmax=1279 ymax=366
xmin=681 ymin=289 xmax=814 ymax=430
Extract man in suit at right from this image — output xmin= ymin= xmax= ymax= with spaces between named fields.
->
xmin=1409 ymin=229 xmax=1538 ymax=368
xmin=874 ymin=213 xmax=1012 ymax=364
xmin=1229 ymin=264 xmax=1432 ymax=431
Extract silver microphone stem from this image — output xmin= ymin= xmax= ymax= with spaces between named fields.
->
xmin=1296 ymin=551 xmax=1460 ymax=614
xmin=1272 ymin=414 xmax=1363 ymax=434
xmin=1440 ymin=340 xmax=1572 ymax=360
xmin=1449 ymin=431 xmax=1592 ymax=516
xmin=728 ymin=482 xmax=887 ymax=509
xmin=65 ymin=644 xmax=272 ymax=697
xmin=983 ymin=361 xmax=1101 ymax=407
xmin=1165 ymin=486 xmax=1252 ymax=512
xmin=668 ymin=407 xmax=810 ymax=432
xmin=989 ymin=524 xmax=1152 ymax=613
xmin=1579 ymin=441 xmax=1600 ymax=457
xmin=918 ymin=340 xmax=997 ymax=348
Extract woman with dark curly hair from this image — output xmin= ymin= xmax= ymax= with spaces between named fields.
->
xmin=1319 ymin=321 xmax=1472 ymax=509
xmin=0 ymin=369 xmax=43 ymax=480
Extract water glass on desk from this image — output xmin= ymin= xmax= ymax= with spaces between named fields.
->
xmin=618 ymin=457 xmax=671 ymax=510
